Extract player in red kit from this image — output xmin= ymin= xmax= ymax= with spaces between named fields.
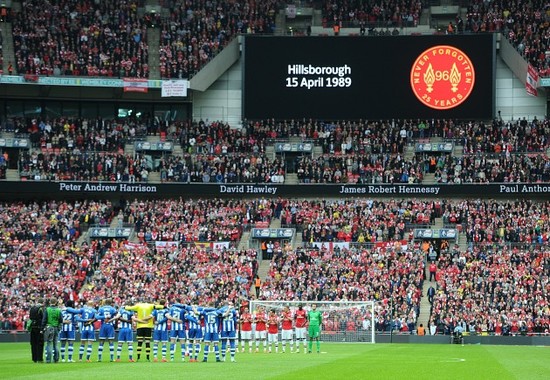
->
xmin=266 ymin=310 xmax=280 ymax=353
xmin=281 ymin=306 xmax=294 ymax=353
xmin=254 ymin=306 xmax=267 ymax=353
xmin=239 ymin=306 xmax=254 ymax=353
xmin=294 ymin=304 xmax=308 ymax=353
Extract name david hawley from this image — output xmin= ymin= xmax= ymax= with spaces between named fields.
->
xmin=219 ymin=185 xmax=278 ymax=195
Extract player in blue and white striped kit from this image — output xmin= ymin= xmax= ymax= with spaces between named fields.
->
xmin=200 ymin=305 xmax=225 ymax=362
xmin=115 ymin=306 xmax=135 ymax=362
xmin=59 ymin=300 xmax=82 ymax=362
xmin=96 ymin=299 xmax=118 ymax=362
xmin=220 ymin=302 xmax=238 ymax=363
xmin=185 ymin=305 xmax=204 ymax=362
xmin=152 ymin=300 xmax=169 ymax=362
xmin=166 ymin=302 xmax=187 ymax=361
xmin=75 ymin=300 xmax=97 ymax=362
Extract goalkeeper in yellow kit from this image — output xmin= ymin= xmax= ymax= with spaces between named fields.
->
xmin=125 ymin=298 xmax=164 ymax=361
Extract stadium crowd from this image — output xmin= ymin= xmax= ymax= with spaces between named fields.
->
xmin=15 ymin=116 xmax=145 ymax=151
xmin=8 ymin=0 xmax=282 ymax=79
xmin=0 ymin=200 xmax=116 ymax=330
xmin=159 ymin=0 xmax=279 ymax=78
xmin=262 ymin=244 xmax=424 ymax=334
xmin=454 ymin=0 xmax=550 ymax=77
xmin=6 ymin=0 xmax=550 ymax=80
xmin=80 ymin=243 xmax=257 ymax=308
xmin=441 ymin=200 xmax=550 ymax=245
xmin=429 ymin=245 xmax=549 ymax=335
xmin=13 ymin=0 xmax=149 ymax=77
xmin=6 ymin=114 xmax=549 ymax=184
xmin=0 ymin=196 xmax=546 ymax=338
xmin=18 ymin=151 xmax=151 ymax=182
xmin=431 ymin=153 xmax=550 ymax=184
xmin=321 ymin=0 xmax=423 ymax=28
xmin=458 ymin=118 xmax=550 ymax=154
xmin=182 ymin=120 xmax=268 ymax=154
xmin=121 ymin=198 xmax=272 ymax=243
xmin=280 ymin=199 xmax=438 ymax=243
xmin=295 ymin=153 xmax=423 ymax=184
xmin=186 ymin=153 xmax=285 ymax=183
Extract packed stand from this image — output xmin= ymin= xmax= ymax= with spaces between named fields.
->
xmin=295 ymin=153 xmax=423 ymax=184
xmin=430 ymin=152 xmax=550 ymax=184
xmin=458 ymin=0 xmax=550 ymax=77
xmin=81 ymin=242 xmax=257 ymax=307
xmin=124 ymin=198 xmax=273 ymax=243
xmin=243 ymin=118 xmax=418 ymax=153
xmin=19 ymin=150 xmax=151 ymax=182
xmin=0 ymin=200 xmax=115 ymax=330
xmin=451 ymin=118 xmax=550 ymax=154
xmin=280 ymin=199 xmax=439 ymax=243
xmin=261 ymin=244 xmax=424 ymax=333
xmin=441 ymin=199 xmax=550 ymax=245
xmin=13 ymin=0 xmax=149 ymax=77
xmin=182 ymin=120 xmax=268 ymax=154
xmin=159 ymin=0 xmax=279 ymax=78
xmin=191 ymin=153 xmax=284 ymax=183
xmin=429 ymin=245 xmax=549 ymax=335
xmin=321 ymin=0 xmax=422 ymax=28
xmin=14 ymin=117 xmax=147 ymax=151
xmin=157 ymin=153 xmax=285 ymax=183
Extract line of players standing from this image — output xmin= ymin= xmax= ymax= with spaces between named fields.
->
xmin=29 ymin=298 xmax=312 ymax=363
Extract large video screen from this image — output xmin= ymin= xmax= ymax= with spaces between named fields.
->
xmin=244 ymin=34 xmax=495 ymax=120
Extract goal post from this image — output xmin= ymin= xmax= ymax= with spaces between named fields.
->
xmin=249 ymin=300 xmax=376 ymax=344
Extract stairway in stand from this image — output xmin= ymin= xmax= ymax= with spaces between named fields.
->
xmin=418 ymin=266 xmax=437 ymax=332
xmin=5 ymin=169 xmax=20 ymax=181
xmin=285 ymin=173 xmax=298 ymax=184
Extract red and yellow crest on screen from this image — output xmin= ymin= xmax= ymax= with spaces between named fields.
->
xmin=410 ymin=45 xmax=475 ymax=110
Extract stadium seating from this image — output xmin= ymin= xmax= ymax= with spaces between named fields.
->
xmin=17 ymin=116 xmax=144 ymax=151
xmin=12 ymin=0 xmax=149 ymax=77
xmin=295 ymin=153 xmax=423 ymax=184
xmin=442 ymin=200 xmax=550 ymax=245
xmin=80 ymin=243 xmax=257 ymax=307
xmin=18 ymin=151 xmax=150 ymax=182
xmin=320 ymin=0 xmax=423 ymax=28
xmin=2 ymin=2 xmax=550 ymax=337
xmin=0 ymin=200 xmax=115 ymax=329
xmin=460 ymin=0 xmax=550 ymax=77
xmin=159 ymin=0 xmax=279 ymax=78
xmin=430 ymin=245 xmax=549 ymax=335
xmin=125 ymin=198 xmax=269 ymax=243
xmin=433 ymin=153 xmax=550 ymax=184
xmin=0 ymin=196 xmax=547 ymax=333
xmin=281 ymin=199 xmax=438 ymax=243
xmin=261 ymin=245 xmax=424 ymax=332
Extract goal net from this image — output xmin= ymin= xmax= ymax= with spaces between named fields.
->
xmin=249 ymin=300 xmax=376 ymax=343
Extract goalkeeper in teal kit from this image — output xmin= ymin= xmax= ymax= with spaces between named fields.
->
xmin=307 ymin=304 xmax=322 ymax=353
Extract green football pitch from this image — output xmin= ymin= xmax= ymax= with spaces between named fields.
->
xmin=0 ymin=342 xmax=548 ymax=380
